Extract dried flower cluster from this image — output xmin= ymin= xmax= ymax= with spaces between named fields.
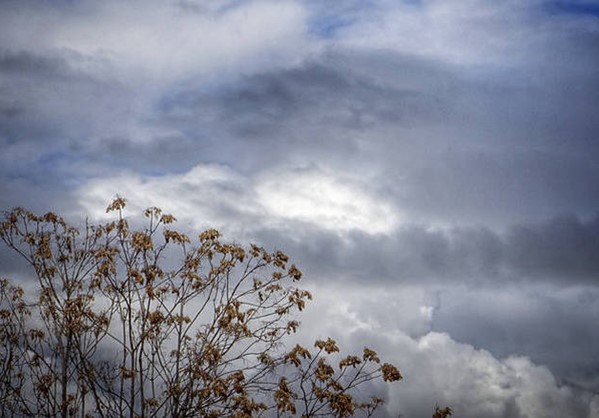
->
xmin=0 ymin=198 xmax=412 ymax=418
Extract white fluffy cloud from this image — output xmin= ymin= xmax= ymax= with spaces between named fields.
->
xmin=382 ymin=332 xmax=590 ymax=418
xmin=255 ymin=167 xmax=400 ymax=234
xmin=77 ymin=162 xmax=400 ymax=236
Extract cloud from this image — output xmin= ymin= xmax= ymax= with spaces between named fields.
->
xmin=506 ymin=214 xmax=599 ymax=280
xmin=148 ymin=45 xmax=599 ymax=227
xmin=297 ymin=287 xmax=595 ymax=418
xmin=77 ymin=162 xmax=400 ymax=236
xmin=320 ymin=0 xmax=535 ymax=65
xmin=432 ymin=284 xmax=599 ymax=391
xmin=382 ymin=332 xmax=592 ymax=418
xmin=76 ymin=158 xmax=599 ymax=286
xmin=0 ymin=0 xmax=317 ymax=184
xmin=78 ymin=164 xmax=258 ymax=232
xmin=264 ymin=215 xmax=599 ymax=287
xmin=3 ymin=1 xmax=598 ymax=227
xmin=312 ymin=0 xmax=599 ymax=69
xmin=72 ymin=160 xmax=599 ymax=392
xmin=255 ymin=166 xmax=399 ymax=234
xmin=300 ymin=283 xmax=441 ymax=340
xmin=0 ymin=0 xmax=313 ymax=85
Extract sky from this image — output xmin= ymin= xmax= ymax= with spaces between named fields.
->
xmin=1 ymin=0 xmax=599 ymax=416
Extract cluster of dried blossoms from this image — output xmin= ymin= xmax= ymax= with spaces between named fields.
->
xmin=0 ymin=198 xmax=402 ymax=418
xmin=432 ymin=406 xmax=453 ymax=418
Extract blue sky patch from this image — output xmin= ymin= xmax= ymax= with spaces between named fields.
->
xmin=544 ymin=1 xmax=599 ymax=17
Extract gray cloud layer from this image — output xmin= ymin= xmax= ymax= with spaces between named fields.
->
xmin=257 ymin=213 xmax=599 ymax=285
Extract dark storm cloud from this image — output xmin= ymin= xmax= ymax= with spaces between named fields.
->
xmin=159 ymin=51 xmax=457 ymax=137
xmin=151 ymin=44 xmax=599 ymax=226
xmin=253 ymin=213 xmax=599 ymax=286
xmin=2 ymin=19 xmax=598 ymax=227
xmin=0 ymin=0 xmax=597 ymax=214
xmin=506 ymin=214 xmax=599 ymax=280
xmin=149 ymin=55 xmax=450 ymax=174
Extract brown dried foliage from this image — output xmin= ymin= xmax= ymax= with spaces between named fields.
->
xmin=432 ymin=406 xmax=453 ymax=418
xmin=0 ymin=198 xmax=410 ymax=418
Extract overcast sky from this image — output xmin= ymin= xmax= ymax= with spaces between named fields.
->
xmin=1 ymin=0 xmax=599 ymax=417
